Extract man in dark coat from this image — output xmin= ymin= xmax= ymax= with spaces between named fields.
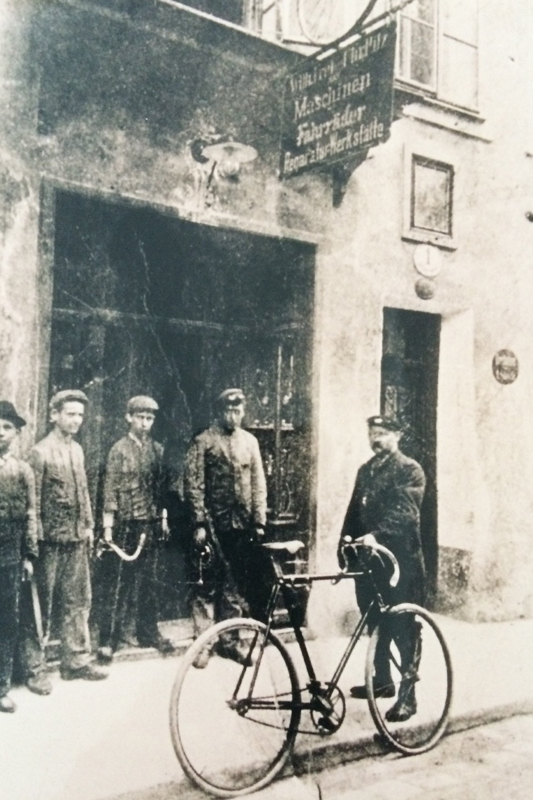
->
xmin=184 ymin=388 xmax=268 ymax=666
xmin=0 ymin=402 xmax=38 ymax=712
xmin=339 ymin=415 xmax=426 ymax=722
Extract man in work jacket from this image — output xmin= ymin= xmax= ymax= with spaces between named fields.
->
xmin=21 ymin=390 xmax=108 ymax=686
xmin=99 ymin=395 xmax=173 ymax=658
xmin=184 ymin=388 xmax=268 ymax=665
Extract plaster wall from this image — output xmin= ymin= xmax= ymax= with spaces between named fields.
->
xmin=309 ymin=0 xmax=533 ymax=627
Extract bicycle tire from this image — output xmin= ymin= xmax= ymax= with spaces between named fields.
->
xmin=169 ymin=618 xmax=301 ymax=797
xmin=366 ymin=603 xmax=453 ymax=755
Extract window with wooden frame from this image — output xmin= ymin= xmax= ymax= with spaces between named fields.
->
xmin=397 ymin=0 xmax=478 ymax=111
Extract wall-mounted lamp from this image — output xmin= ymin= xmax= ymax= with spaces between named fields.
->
xmin=190 ymin=137 xmax=258 ymax=185
xmin=201 ymin=140 xmax=258 ymax=180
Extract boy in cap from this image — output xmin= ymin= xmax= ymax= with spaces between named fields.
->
xmin=21 ymin=390 xmax=107 ymax=686
xmin=338 ymin=415 xmax=426 ymax=722
xmin=184 ymin=388 xmax=267 ymax=664
xmin=0 ymin=402 xmax=38 ymax=712
xmin=100 ymin=396 xmax=172 ymax=656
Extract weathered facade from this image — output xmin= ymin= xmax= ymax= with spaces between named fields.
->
xmin=0 ymin=0 xmax=532 ymax=628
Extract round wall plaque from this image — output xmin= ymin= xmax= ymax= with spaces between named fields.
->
xmin=413 ymin=244 xmax=442 ymax=278
xmin=415 ymin=277 xmax=436 ymax=300
xmin=492 ymin=349 xmax=519 ymax=384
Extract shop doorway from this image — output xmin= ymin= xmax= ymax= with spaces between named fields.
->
xmin=48 ymin=189 xmax=315 ymax=621
xmin=381 ymin=308 xmax=441 ymax=605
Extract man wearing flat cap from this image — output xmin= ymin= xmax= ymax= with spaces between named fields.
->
xmin=21 ymin=390 xmax=107 ymax=686
xmin=339 ymin=415 xmax=426 ymax=722
xmin=0 ymin=402 xmax=38 ymax=711
xmin=184 ymin=389 xmax=267 ymax=663
xmin=99 ymin=396 xmax=172 ymax=656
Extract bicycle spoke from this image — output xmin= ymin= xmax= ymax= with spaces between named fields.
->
xmin=170 ymin=619 xmax=300 ymax=797
xmin=366 ymin=604 xmax=453 ymax=755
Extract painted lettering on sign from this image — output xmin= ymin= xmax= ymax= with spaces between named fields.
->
xmin=281 ymin=23 xmax=397 ymax=179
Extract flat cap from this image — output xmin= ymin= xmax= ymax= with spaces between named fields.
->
xmin=49 ymin=390 xmax=89 ymax=410
xmin=217 ymin=388 xmax=245 ymax=407
xmin=127 ymin=395 xmax=159 ymax=414
xmin=0 ymin=400 xmax=26 ymax=429
xmin=367 ymin=415 xmax=403 ymax=432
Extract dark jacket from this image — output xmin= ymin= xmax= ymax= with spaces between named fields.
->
xmin=0 ymin=453 xmax=38 ymax=567
xmin=340 ymin=449 xmax=426 ymax=604
xmin=29 ymin=429 xmax=94 ymax=542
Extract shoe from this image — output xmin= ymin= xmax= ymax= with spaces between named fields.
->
xmin=27 ymin=674 xmax=53 ymax=696
xmin=97 ymin=646 xmax=114 ymax=665
xmin=193 ymin=648 xmax=211 ymax=669
xmin=61 ymin=664 xmax=109 ymax=681
xmin=385 ymin=696 xmax=417 ymax=722
xmin=117 ymin=635 xmax=139 ymax=649
xmin=350 ymin=681 xmax=395 ymax=699
xmin=223 ymin=642 xmax=254 ymax=667
xmin=0 ymin=695 xmax=16 ymax=713
xmin=139 ymin=635 xmax=174 ymax=654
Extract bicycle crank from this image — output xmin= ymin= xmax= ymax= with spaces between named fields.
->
xmin=310 ymin=685 xmax=346 ymax=735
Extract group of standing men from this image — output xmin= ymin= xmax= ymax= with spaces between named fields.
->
xmin=0 ymin=386 xmax=269 ymax=711
xmin=0 ymin=382 xmax=427 ymax=725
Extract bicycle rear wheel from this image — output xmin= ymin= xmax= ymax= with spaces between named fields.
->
xmin=170 ymin=618 xmax=301 ymax=797
xmin=366 ymin=603 xmax=453 ymax=755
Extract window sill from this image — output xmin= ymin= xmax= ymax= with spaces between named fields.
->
xmin=394 ymin=83 xmax=483 ymax=122
xmin=402 ymin=229 xmax=457 ymax=251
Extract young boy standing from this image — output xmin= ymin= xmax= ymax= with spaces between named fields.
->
xmin=100 ymin=396 xmax=173 ymax=658
xmin=0 ymin=401 xmax=38 ymax=713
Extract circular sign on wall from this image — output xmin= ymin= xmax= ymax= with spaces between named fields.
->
xmin=492 ymin=349 xmax=519 ymax=384
xmin=415 ymin=277 xmax=436 ymax=300
xmin=413 ymin=244 xmax=442 ymax=278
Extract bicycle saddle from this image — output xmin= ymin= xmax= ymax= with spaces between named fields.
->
xmin=262 ymin=540 xmax=305 ymax=555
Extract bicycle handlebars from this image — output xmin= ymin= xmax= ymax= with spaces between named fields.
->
xmin=99 ymin=533 xmax=147 ymax=562
xmin=260 ymin=537 xmax=400 ymax=589
xmin=341 ymin=536 xmax=400 ymax=588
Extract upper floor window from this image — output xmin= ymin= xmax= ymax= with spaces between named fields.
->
xmin=397 ymin=0 xmax=478 ymax=110
xmin=177 ymin=1 xmax=479 ymax=112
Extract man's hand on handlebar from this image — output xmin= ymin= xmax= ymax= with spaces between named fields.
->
xmin=357 ymin=533 xmax=377 ymax=547
xmin=340 ymin=535 xmax=400 ymax=588
xmin=194 ymin=527 xmax=208 ymax=549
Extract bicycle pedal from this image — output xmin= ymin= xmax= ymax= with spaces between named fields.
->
xmin=318 ymin=716 xmax=337 ymax=733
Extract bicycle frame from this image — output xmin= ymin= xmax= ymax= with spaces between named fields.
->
xmin=234 ymin=553 xmax=389 ymax=716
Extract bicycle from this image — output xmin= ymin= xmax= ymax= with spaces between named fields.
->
xmin=169 ymin=537 xmax=453 ymax=797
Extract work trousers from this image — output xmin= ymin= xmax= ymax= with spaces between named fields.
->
xmin=0 ymin=564 xmax=20 ymax=696
xmin=20 ymin=541 xmax=92 ymax=675
xmin=190 ymin=528 xmax=271 ymax=637
xmin=98 ymin=521 xmax=160 ymax=649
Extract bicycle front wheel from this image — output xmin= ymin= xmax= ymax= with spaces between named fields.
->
xmin=170 ymin=618 xmax=301 ymax=797
xmin=366 ymin=603 xmax=453 ymax=755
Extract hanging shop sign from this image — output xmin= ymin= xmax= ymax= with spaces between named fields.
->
xmin=280 ymin=22 xmax=397 ymax=179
